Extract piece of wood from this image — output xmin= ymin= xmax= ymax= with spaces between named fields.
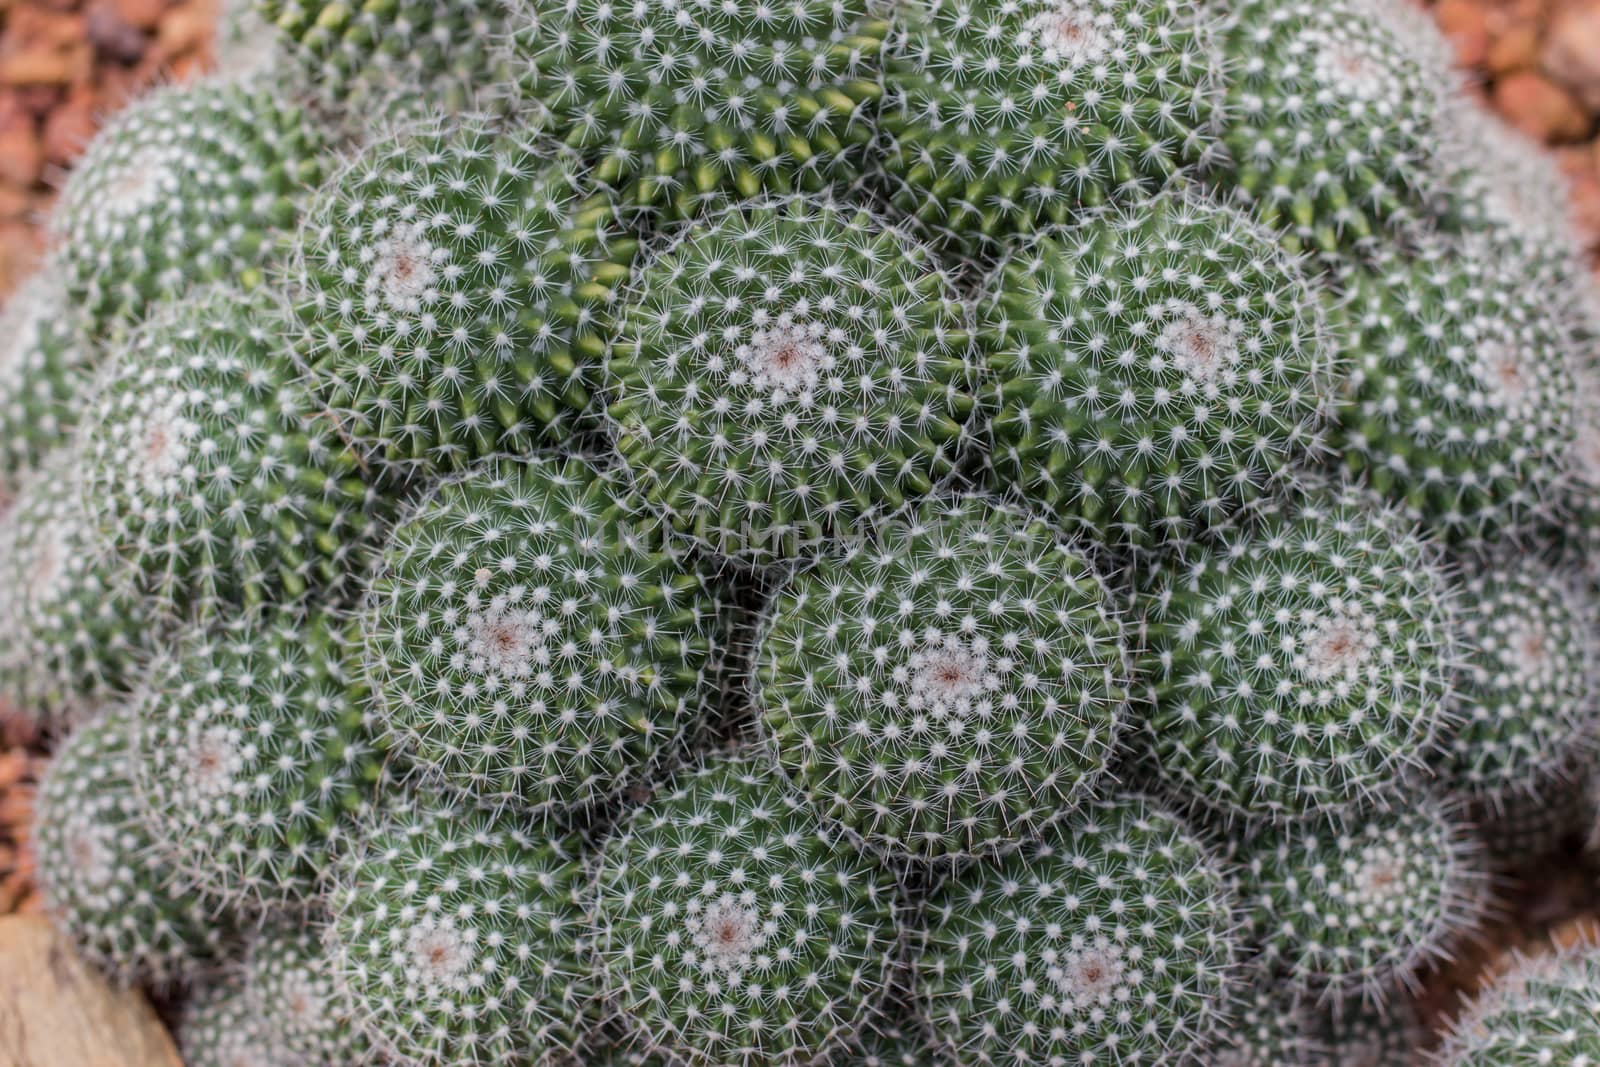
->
xmin=0 ymin=913 xmax=182 ymax=1067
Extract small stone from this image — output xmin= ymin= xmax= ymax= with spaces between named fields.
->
xmin=1436 ymin=0 xmax=1491 ymax=67
xmin=86 ymin=1 xmax=149 ymax=63
xmin=1545 ymin=0 xmax=1600 ymax=110
xmin=1487 ymin=21 xmax=1542 ymax=75
xmin=0 ymin=108 xmax=41 ymax=186
xmin=40 ymin=84 xmax=97 ymax=168
xmin=0 ymin=45 xmax=75 ymax=87
xmin=113 ymin=0 xmax=170 ymax=30
xmin=151 ymin=2 xmax=209 ymax=62
xmin=1494 ymin=69 xmax=1592 ymax=142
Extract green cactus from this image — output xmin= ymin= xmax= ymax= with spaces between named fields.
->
xmin=1438 ymin=554 xmax=1597 ymax=820
xmin=50 ymin=79 xmax=330 ymax=338
xmin=1477 ymin=762 xmax=1593 ymax=866
xmin=503 ymin=0 xmax=886 ymax=219
xmin=0 ymin=450 xmax=164 ymax=724
xmin=878 ymin=0 xmax=1224 ymax=253
xmin=129 ymin=608 xmax=382 ymax=909
xmin=77 ymin=284 xmax=380 ymax=617
xmin=1311 ymin=999 xmax=1425 ymax=1067
xmin=1212 ymin=986 xmax=1321 ymax=1067
xmin=603 ymin=193 xmax=982 ymax=566
xmin=179 ymin=921 xmax=372 ymax=1066
xmin=327 ymin=791 xmax=597 ymax=1066
xmin=358 ymin=453 xmax=728 ymax=811
xmin=32 ymin=705 xmax=229 ymax=987
xmin=1435 ymin=942 xmax=1600 ymax=1066
xmin=756 ymin=493 xmax=1131 ymax=860
xmin=291 ymin=120 xmax=634 ymax=477
xmin=1209 ymin=0 xmax=1456 ymax=253
xmin=1136 ymin=483 xmax=1461 ymax=822
xmin=1333 ymin=233 xmax=1588 ymax=543
xmin=590 ymin=752 xmax=903 ymax=1067
xmin=912 ymin=791 xmax=1242 ymax=1066
xmin=1231 ymin=799 xmax=1487 ymax=1003
xmin=0 ymin=265 xmax=96 ymax=497
xmin=978 ymin=189 xmax=1337 ymax=547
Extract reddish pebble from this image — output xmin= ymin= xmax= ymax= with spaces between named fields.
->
xmin=1494 ymin=69 xmax=1592 ymax=141
xmin=1545 ymin=0 xmax=1600 ymax=110
xmin=1436 ymin=0 xmax=1493 ymax=68
xmin=42 ymin=83 xmax=98 ymax=165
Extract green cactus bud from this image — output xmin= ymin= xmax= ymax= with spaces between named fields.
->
xmin=1231 ymin=800 xmax=1487 ymax=1004
xmin=504 ymin=0 xmax=886 ymax=219
xmin=77 ymin=284 xmax=381 ymax=618
xmin=755 ymin=493 xmax=1131 ymax=860
xmin=603 ymin=194 xmax=982 ymax=566
xmin=1435 ymin=941 xmax=1600 ymax=1066
xmin=912 ymin=791 xmax=1243 ymax=1066
xmin=1333 ymin=233 xmax=1588 ymax=543
xmin=291 ymin=120 xmax=634 ymax=477
xmin=179 ymin=921 xmax=371 ymax=1066
xmin=1210 ymin=0 xmax=1456 ymax=253
xmin=978 ymin=190 xmax=1337 ymax=548
xmin=590 ymin=752 xmax=903 ymax=1066
xmin=0 ymin=266 xmax=96 ymax=497
xmin=1438 ymin=554 xmax=1598 ymax=819
xmin=1136 ymin=483 xmax=1461 ymax=822
xmin=358 ymin=453 xmax=729 ymax=811
xmin=33 ymin=706 xmax=229 ymax=987
xmin=327 ymin=792 xmax=598 ymax=1066
xmin=878 ymin=0 xmax=1224 ymax=253
xmin=0 ymin=450 xmax=165 ymax=724
xmin=129 ymin=608 xmax=382 ymax=909
xmin=51 ymin=79 xmax=331 ymax=338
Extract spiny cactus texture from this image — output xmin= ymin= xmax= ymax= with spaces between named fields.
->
xmin=912 ymin=791 xmax=1241 ymax=1065
xmin=78 ymin=284 xmax=378 ymax=615
xmin=756 ymin=493 xmax=1130 ymax=860
xmin=129 ymin=608 xmax=381 ymax=909
xmin=358 ymin=452 xmax=727 ymax=810
xmin=504 ymin=0 xmax=885 ymax=218
xmin=1137 ymin=484 xmax=1460 ymax=822
xmin=879 ymin=0 xmax=1222 ymax=252
xmin=291 ymin=121 xmax=634 ymax=476
xmin=32 ymin=706 xmax=228 ymax=987
xmin=327 ymin=793 xmax=596 ymax=1066
xmin=603 ymin=193 xmax=981 ymax=565
xmin=51 ymin=78 xmax=329 ymax=338
xmin=1334 ymin=234 xmax=1588 ymax=542
xmin=1210 ymin=0 xmax=1452 ymax=252
xmin=179 ymin=922 xmax=371 ymax=1066
xmin=1231 ymin=799 xmax=1485 ymax=1004
xmin=979 ymin=190 xmax=1336 ymax=546
xmin=0 ymin=450 xmax=163 ymax=724
xmin=0 ymin=266 xmax=94 ymax=496
xmin=20 ymin=0 xmax=1600 ymax=1059
xmin=1435 ymin=941 xmax=1600 ymax=1066
xmin=1439 ymin=555 xmax=1598 ymax=815
xmin=590 ymin=753 xmax=903 ymax=1067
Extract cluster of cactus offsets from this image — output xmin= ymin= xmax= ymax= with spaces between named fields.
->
xmin=17 ymin=0 xmax=1600 ymax=1061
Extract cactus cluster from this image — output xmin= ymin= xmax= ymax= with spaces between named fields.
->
xmin=14 ymin=0 xmax=1600 ymax=1064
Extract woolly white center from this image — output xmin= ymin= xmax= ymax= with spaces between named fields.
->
xmin=27 ymin=527 xmax=66 ymax=605
xmin=686 ymin=893 xmax=768 ymax=975
xmin=1346 ymin=842 xmax=1407 ymax=906
xmin=125 ymin=401 xmax=193 ymax=498
xmin=1310 ymin=40 xmax=1392 ymax=103
xmin=372 ymin=225 xmax=438 ymax=311
xmin=406 ymin=922 xmax=472 ymax=985
xmin=907 ymin=638 xmax=997 ymax=720
xmin=64 ymin=816 xmax=115 ymax=890
xmin=183 ymin=726 xmax=242 ymax=798
xmin=1501 ymin=619 xmax=1554 ymax=688
xmin=1020 ymin=0 xmax=1111 ymax=68
xmin=1156 ymin=308 xmax=1242 ymax=384
xmin=462 ymin=604 xmax=546 ymax=679
xmin=103 ymin=147 xmax=166 ymax=220
xmin=1296 ymin=604 xmax=1378 ymax=684
xmin=1474 ymin=340 xmax=1533 ymax=414
xmin=738 ymin=318 xmax=828 ymax=396
xmin=1050 ymin=942 xmax=1128 ymax=1011
xmin=278 ymin=969 xmax=324 ymax=1029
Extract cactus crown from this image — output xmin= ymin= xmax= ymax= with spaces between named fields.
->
xmin=880 ymin=0 xmax=1223 ymax=251
xmin=1232 ymin=799 xmax=1486 ymax=1004
xmin=328 ymin=793 xmax=597 ymax=1066
xmin=1137 ymin=483 xmax=1460 ymax=822
xmin=33 ymin=706 xmax=229 ymax=987
xmin=358 ymin=452 xmax=728 ymax=811
xmin=979 ymin=189 xmax=1337 ymax=546
xmin=590 ymin=752 xmax=903 ymax=1067
xmin=756 ymin=492 xmax=1131 ymax=860
xmin=292 ymin=121 xmax=635 ymax=476
xmin=913 ymin=791 xmax=1242 ymax=1066
xmin=130 ymin=608 xmax=380 ymax=909
xmin=603 ymin=193 xmax=981 ymax=565
xmin=79 ymin=285 xmax=377 ymax=616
